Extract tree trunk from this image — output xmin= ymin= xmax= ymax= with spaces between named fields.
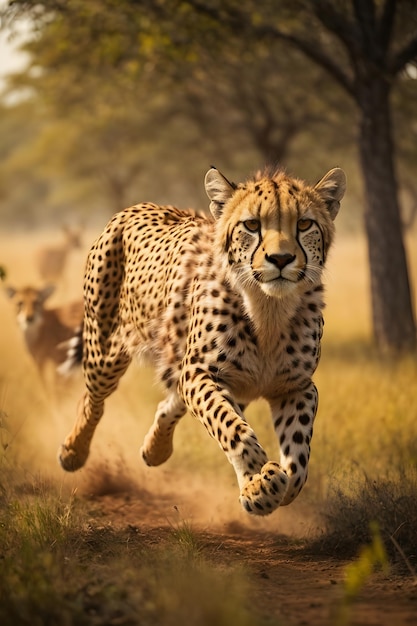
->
xmin=358 ymin=77 xmax=416 ymax=352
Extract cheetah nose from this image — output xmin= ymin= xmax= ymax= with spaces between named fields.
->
xmin=266 ymin=253 xmax=296 ymax=270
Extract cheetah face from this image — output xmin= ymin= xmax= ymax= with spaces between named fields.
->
xmin=205 ymin=167 xmax=346 ymax=298
xmin=226 ymin=205 xmax=324 ymax=298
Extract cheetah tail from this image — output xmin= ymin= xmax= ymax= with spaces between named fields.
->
xmin=57 ymin=325 xmax=83 ymax=376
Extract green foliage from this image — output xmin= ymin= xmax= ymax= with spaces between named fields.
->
xmin=343 ymin=522 xmax=388 ymax=601
xmin=0 ymin=0 xmax=364 ymax=227
xmin=334 ymin=522 xmax=389 ymax=626
xmin=0 ymin=0 xmax=413 ymax=232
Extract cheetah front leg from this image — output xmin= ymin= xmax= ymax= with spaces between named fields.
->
xmin=270 ymin=382 xmax=318 ymax=506
xmin=141 ymin=392 xmax=187 ymax=466
xmin=178 ymin=372 xmax=289 ymax=515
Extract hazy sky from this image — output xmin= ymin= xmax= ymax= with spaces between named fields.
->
xmin=0 ymin=36 xmax=27 ymax=76
xmin=0 ymin=6 xmax=30 ymax=84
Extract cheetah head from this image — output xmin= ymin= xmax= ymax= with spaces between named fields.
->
xmin=205 ymin=166 xmax=346 ymax=298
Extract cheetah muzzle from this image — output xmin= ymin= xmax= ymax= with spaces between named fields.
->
xmin=59 ymin=165 xmax=346 ymax=516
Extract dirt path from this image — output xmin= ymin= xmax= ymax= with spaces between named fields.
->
xmin=78 ymin=465 xmax=417 ymax=626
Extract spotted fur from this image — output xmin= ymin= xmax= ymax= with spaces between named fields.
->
xmin=59 ymin=166 xmax=346 ymax=516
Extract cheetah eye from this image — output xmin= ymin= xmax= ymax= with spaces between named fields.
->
xmin=243 ymin=219 xmax=261 ymax=233
xmin=298 ymin=218 xmax=313 ymax=232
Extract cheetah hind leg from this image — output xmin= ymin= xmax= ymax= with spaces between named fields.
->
xmin=239 ymin=462 xmax=289 ymax=516
xmin=59 ymin=393 xmax=103 ymax=472
xmin=141 ymin=393 xmax=186 ymax=466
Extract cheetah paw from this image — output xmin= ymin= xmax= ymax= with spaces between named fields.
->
xmin=140 ymin=430 xmax=173 ymax=466
xmin=58 ymin=444 xmax=89 ymax=472
xmin=239 ymin=462 xmax=289 ymax=516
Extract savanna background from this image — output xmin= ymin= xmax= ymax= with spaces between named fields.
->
xmin=1 ymin=2 xmax=417 ymax=625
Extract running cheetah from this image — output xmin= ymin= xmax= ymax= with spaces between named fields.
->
xmin=59 ymin=165 xmax=346 ymax=515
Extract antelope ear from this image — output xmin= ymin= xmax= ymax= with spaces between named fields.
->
xmin=40 ymin=284 xmax=55 ymax=302
xmin=204 ymin=167 xmax=236 ymax=219
xmin=315 ymin=168 xmax=346 ymax=220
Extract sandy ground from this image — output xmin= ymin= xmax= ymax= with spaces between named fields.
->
xmin=75 ymin=460 xmax=417 ymax=626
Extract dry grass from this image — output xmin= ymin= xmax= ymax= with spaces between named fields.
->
xmin=0 ymin=464 xmax=259 ymax=626
xmin=0 ymin=226 xmax=417 ymax=624
xmin=305 ymin=230 xmax=417 ymax=567
xmin=1 ymin=227 xmax=417 ymax=488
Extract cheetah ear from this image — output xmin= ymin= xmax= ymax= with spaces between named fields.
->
xmin=314 ymin=168 xmax=346 ymax=221
xmin=204 ymin=167 xmax=236 ymax=219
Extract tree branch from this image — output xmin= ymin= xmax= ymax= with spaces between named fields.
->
xmin=377 ymin=0 xmax=397 ymax=53
xmin=390 ymin=34 xmax=417 ymax=75
xmin=186 ymin=0 xmax=356 ymax=97
xmin=313 ymin=0 xmax=362 ymax=56
xmin=352 ymin=0 xmax=376 ymax=45
xmin=263 ymin=28 xmax=355 ymax=98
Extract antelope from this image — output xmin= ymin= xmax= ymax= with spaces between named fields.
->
xmin=6 ymin=284 xmax=83 ymax=380
xmin=35 ymin=226 xmax=82 ymax=284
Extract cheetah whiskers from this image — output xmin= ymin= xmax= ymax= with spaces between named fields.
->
xmin=301 ymin=264 xmax=323 ymax=287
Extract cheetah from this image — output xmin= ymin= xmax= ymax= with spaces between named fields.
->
xmin=59 ymin=165 xmax=346 ymax=516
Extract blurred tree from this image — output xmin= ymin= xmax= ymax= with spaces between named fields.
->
xmin=1 ymin=0 xmax=416 ymax=351
xmin=142 ymin=0 xmax=417 ymax=352
xmin=394 ymin=73 xmax=417 ymax=230
xmin=167 ymin=25 xmax=356 ymax=169
xmin=0 ymin=100 xmax=54 ymax=226
xmin=268 ymin=0 xmax=417 ymax=352
xmin=0 ymin=0 xmax=355 ymax=189
xmin=195 ymin=0 xmax=416 ymax=352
